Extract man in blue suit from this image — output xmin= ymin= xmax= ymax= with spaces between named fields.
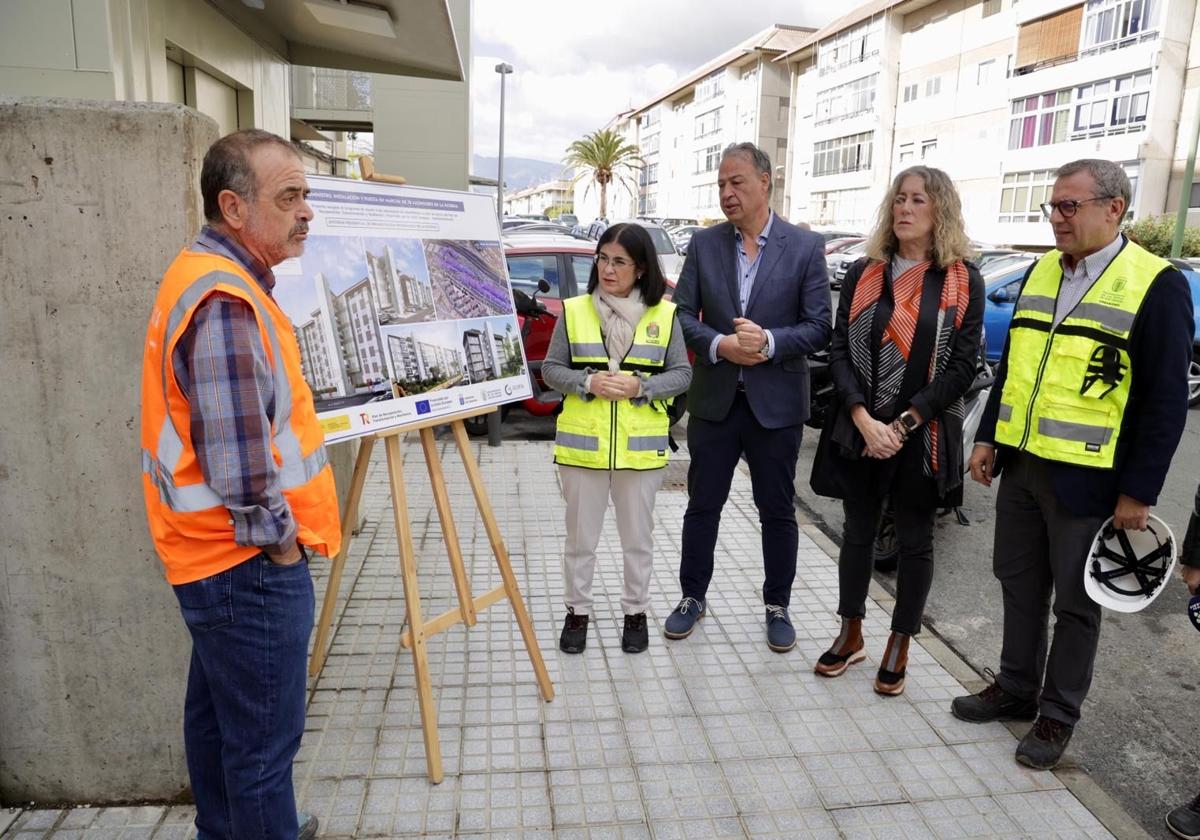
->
xmin=664 ymin=143 xmax=832 ymax=652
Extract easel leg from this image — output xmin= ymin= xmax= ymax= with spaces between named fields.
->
xmin=385 ymin=434 xmax=444 ymax=783
xmin=420 ymin=427 xmax=477 ymax=627
xmin=309 ymin=436 xmax=375 ymax=680
xmin=450 ymin=421 xmax=555 ymax=702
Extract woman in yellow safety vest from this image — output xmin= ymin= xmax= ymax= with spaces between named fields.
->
xmin=542 ymin=223 xmax=692 ymax=655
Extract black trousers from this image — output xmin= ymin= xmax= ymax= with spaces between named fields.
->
xmin=680 ymin=392 xmax=802 ymax=608
xmin=838 ymin=496 xmax=935 ymax=635
xmin=993 ymin=452 xmax=1104 ymax=726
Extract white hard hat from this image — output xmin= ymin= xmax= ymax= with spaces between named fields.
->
xmin=1084 ymin=515 xmax=1176 ymax=613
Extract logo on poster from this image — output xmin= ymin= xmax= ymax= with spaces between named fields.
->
xmin=416 ymin=400 xmax=432 ymax=415
xmin=358 ymin=412 xmax=372 ymax=424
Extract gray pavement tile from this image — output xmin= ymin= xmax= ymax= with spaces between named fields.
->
xmin=625 ymin=716 xmax=714 ymax=766
xmin=635 ymin=762 xmax=736 ymax=823
xmin=914 ymin=796 xmax=1024 ymax=839
xmin=12 ymin=810 xmax=62 ymax=831
xmin=456 ymin=771 xmax=551 ymax=833
xmin=741 ymin=808 xmax=840 ymax=839
xmin=885 ymin=745 xmax=991 ymax=801
xmin=0 ymin=810 xmax=19 ymax=834
xmin=371 ymin=722 xmax=462 ymax=777
xmin=721 ymin=756 xmax=823 ymax=812
xmin=545 ymin=718 xmax=630 ymax=769
xmin=801 ymin=751 xmax=906 ymax=809
xmin=993 ymin=789 xmax=1117 ymax=838
xmin=458 ymin=722 xmax=547 ymax=773
xmin=830 ymin=802 xmax=936 ymax=839
xmin=699 ymin=712 xmax=793 ymax=761
xmin=950 ymin=740 xmax=1065 ymax=796
xmin=912 ymin=700 xmax=1015 ymax=746
xmin=56 ymin=809 xmax=99 ymax=830
xmin=647 ymin=816 xmax=746 ymax=839
xmin=548 ymin=767 xmax=645 ymax=826
xmin=554 ymin=826 xmax=652 ymax=840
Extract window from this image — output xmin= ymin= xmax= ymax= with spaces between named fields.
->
xmin=902 ymin=83 xmax=919 ymax=103
xmin=921 ymin=139 xmax=937 ymax=160
xmin=1191 ymin=181 xmax=1200 ymax=209
xmin=570 ymin=256 xmax=595 ymax=291
xmin=925 ymin=76 xmax=941 ymax=97
xmin=998 ymin=169 xmax=1057 ymax=223
xmin=694 ymin=144 xmax=722 ymax=174
xmin=641 ymin=133 xmax=660 ymax=155
xmin=1071 ymin=71 xmax=1151 ymax=138
xmin=695 ymin=72 xmax=726 ymax=103
xmin=815 ymin=74 xmax=879 ymax=125
xmin=691 ymin=182 xmax=718 ymax=211
xmin=982 ymin=0 xmax=1002 ymax=16
xmin=817 ymin=17 xmax=883 ymax=76
xmin=811 ymin=188 xmax=872 ymax=228
xmin=898 ymin=142 xmax=914 ymax=164
xmin=778 ymin=96 xmax=791 ymax=123
xmin=813 ymin=132 xmax=874 ymax=177
xmin=694 ymin=107 xmax=722 ymax=139
xmin=505 ymin=255 xmax=561 ymax=299
xmin=1007 ymin=88 xmax=1071 ymax=149
xmin=977 ymin=59 xmax=996 ymax=86
xmin=1081 ymin=0 xmax=1160 ymax=53
xmin=643 ymin=163 xmax=659 ymax=185
xmin=641 ymin=107 xmax=660 ymax=129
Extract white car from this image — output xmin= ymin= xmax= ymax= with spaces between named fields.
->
xmin=612 ymin=220 xmax=684 ymax=286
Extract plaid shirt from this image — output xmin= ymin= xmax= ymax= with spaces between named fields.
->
xmin=171 ymin=226 xmax=297 ymax=552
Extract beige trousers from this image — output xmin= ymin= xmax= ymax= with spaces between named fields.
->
xmin=559 ymin=464 xmax=665 ymax=616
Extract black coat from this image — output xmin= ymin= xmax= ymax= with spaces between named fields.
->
xmin=811 ymin=257 xmax=985 ymax=508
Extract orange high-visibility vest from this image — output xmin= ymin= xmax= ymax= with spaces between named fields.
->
xmin=140 ymin=248 xmax=341 ymax=585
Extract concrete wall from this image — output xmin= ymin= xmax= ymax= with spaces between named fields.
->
xmin=371 ymin=0 xmax=471 ymax=189
xmin=0 ymin=98 xmax=216 ymax=802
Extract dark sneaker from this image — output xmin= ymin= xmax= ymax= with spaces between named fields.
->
xmin=622 ymin=613 xmax=649 ymax=653
xmin=664 ymin=597 xmax=705 ymax=639
xmin=298 ymin=812 xmax=319 ymax=840
xmin=950 ymin=671 xmax=1038 ymax=723
xmin=1015 ymin=716 xmax=1074 ymax=770
xmin=1166 ymin=793 xmax=1200 ymax=839
xmin=559 ymin=611 xmax=589 ymax=654
xmin=765 ymin=605 xmax=795 ymax=653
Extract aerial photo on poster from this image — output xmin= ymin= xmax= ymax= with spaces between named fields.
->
xmin=271 ymin=176 xmax=531 ymax=443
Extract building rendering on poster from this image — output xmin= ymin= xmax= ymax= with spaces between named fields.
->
xmin=272 ymin=176 xmax=531 ymax=443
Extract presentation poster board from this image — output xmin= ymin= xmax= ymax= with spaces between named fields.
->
xmin=272 ymin=176 xmax=532 ymax=443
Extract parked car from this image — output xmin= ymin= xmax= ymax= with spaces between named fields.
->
xmin=825 ymin=237 xmax=865 ymax=284
xmin=557 ymin=213 xmax=579 ymax=227
xmin=975 ymin=248 xmax=1024 ymax=268
xmin=813 ymin=228 xmax=863 ymax=244
xmin=670 ymin=224 xmax=706 ymax=254
xmin=501 ymin=218 xmax=535 ymax=230
xmin=831 ymin=241 xmax=868 ymax=288
xmin=502 ymin=233 xmax=597 ymax=320
xmin=504 ymin=222 xmax=588 ymax=239
xmin=661 ymin=217 xmax=699 ymax=230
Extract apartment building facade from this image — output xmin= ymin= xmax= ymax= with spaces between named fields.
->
xmin=776 ymin=0 xmax=1200 ymax=247
xmin=387 ymin=333 xmax=465 ymax=384
xmin=576 ymin=26 xmax=812 ymax=225
xmin=504 ymin=179 xmax=575 ymax=217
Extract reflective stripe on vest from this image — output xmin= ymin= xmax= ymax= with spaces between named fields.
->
xmin=994 ymin=240 xmax=1166 ymax=469
xmin=141 ymin=249 xmax=341 ymax=584
xmin=554 ymin=295 xmax=676 ymax=470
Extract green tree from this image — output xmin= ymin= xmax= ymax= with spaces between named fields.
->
xmin=563 ymin=129 xmax=642 ymax=220
xmin=1123 ymin=213 xmax=1200 ymax=258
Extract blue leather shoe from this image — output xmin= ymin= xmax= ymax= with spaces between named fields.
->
xmin=298 ymin=812 xmax=319 ymax=840
xmin=664 ymin=597 xmax=705 ymax=639
xmin=765 ymin=605 xmax=795 ymax=652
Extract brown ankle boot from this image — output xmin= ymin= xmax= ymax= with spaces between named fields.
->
xmin=814 ymin=616 xmax=865 ymax=677
xmin=874 ymin=631 xmax=910 ymax=695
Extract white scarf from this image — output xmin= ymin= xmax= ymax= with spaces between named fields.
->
xmin=592 ymin=287 xmax=646 ymax=372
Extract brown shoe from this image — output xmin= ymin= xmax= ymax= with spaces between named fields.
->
xmin=874 ymin=631 xmax=910 ymax=696
xmin=814 ymin=616 xmax=865 ymax=677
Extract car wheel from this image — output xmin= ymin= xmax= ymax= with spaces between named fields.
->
xmin=1189 ymin=352 xmax=1200 ymax=408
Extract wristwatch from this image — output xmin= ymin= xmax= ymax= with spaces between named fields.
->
xmin=897 ymin=410 xmax=919 ymax=435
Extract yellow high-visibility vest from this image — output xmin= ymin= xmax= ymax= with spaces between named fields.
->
xmin=994 ymin=239 xmax=1168 ymax=469
xmin=554 ymin=295 xmax=676 ymax=470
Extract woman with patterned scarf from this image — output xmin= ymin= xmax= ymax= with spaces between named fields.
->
xmin=809 ymin=166 xmax=985 ymax=696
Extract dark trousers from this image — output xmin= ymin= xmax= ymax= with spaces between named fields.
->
xmin=173 ymin=553 xmax=314 ymax=840
xmin=993 ymin=452 xmax=1104 ymax=726
xmin=838 ymin=496 xmax=935 ymax=635
xmin=680 ymin=392 xmax=802 ymax=607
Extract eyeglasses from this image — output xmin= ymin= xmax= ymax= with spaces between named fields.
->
xmin=595 ymin=253 xmax=635 ymax=270
xmin=1040 ymin=196 xmax=1113 ymax=219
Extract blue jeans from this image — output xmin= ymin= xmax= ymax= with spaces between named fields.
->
xmin=173 ymin=552 xmax=314 ymax=840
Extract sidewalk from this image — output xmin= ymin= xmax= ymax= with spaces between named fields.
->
xmin=3 ymin=436 xmax=1139 ymax=839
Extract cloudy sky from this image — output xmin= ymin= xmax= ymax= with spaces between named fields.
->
xmin=469 ymin=1 xmax=838 ymax=165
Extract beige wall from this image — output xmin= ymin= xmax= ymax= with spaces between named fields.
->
xmin=0 ymin=0 xmax=291 ymax=136
xmin=371 ymin=0 xmax=470 ymax=189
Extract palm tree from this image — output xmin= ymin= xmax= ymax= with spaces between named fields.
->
xmin=563 ymin=129 xmax=642 ymax=220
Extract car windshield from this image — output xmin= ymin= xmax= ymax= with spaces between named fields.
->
xmin=982 ymin=255 xmax=1034 ymax=280
xmin=641 ymin=226 xmax=676 ymax=255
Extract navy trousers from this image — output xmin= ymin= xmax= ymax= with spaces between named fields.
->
xmin=173 ymin=552 xmax=314 ymax=840
xmin=680 ymin=391 xmax=803 ymax=608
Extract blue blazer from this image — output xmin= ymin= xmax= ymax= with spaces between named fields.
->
xmin=673 ymin=217 xmax=832 ymax=429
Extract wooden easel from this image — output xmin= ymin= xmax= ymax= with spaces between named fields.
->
xmin=308 ymin=407 xmax=554 ymax=783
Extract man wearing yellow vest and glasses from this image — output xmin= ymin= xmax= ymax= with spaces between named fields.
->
xmin=141 ymin=130 xmax=339 ymax=839
xmin=952 ymin=159 xmax=1193 ymax=771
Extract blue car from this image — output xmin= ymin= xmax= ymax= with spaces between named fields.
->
xmin=982 ymin=257 xmax=1200 ymax=406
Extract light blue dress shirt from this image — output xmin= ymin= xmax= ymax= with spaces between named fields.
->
xmin=708 ymin=210 xmax=777 ymax=363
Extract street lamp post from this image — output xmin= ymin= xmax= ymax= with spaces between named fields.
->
xmin=489 ymin=61 xmax=514 ymax=447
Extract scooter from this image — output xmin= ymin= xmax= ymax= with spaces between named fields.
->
xmin=464 ymin=279 xmax=562 ymax=436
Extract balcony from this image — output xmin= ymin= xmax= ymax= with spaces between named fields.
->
xmin=292 ymin=66 xmax=374 ymax=131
